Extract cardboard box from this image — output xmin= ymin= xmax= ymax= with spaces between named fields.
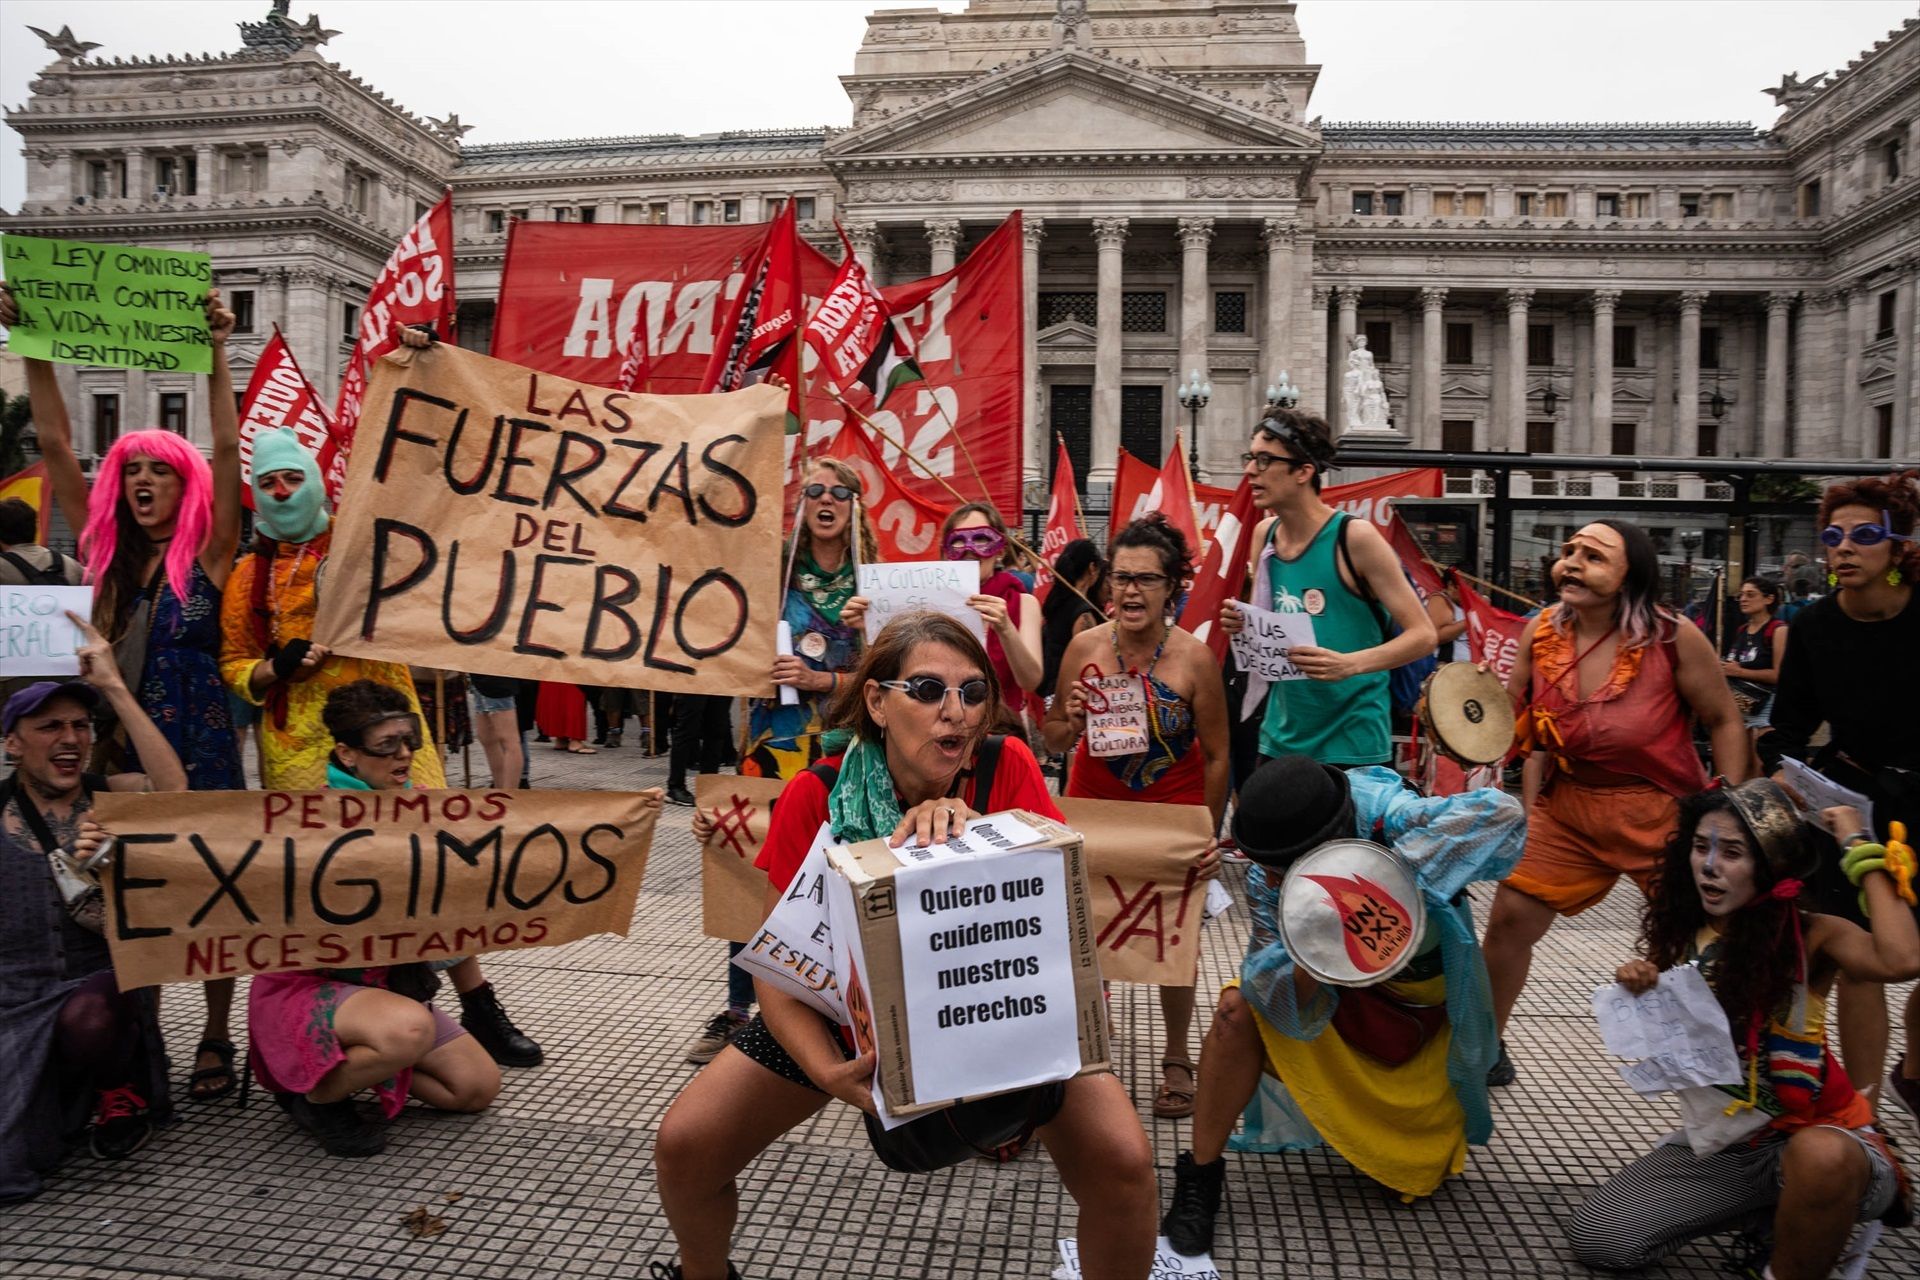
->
xmin=824 ymin=809 xmax=1110 ymax=1119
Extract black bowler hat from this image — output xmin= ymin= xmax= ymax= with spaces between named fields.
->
xmin=1231 ymin=755 xmax=1356 ymax=869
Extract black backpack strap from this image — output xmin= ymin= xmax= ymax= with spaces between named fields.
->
xmin=0 ymin=548 xmax=55 ymax=585
xmin=965 ymin=734 xmax=1006 ymax=809
xmin=1335 ymin=513 xmax=1395 ymax=641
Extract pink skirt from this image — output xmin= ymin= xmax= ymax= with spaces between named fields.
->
xmin=248 ymin=969 xmax=460 ymax=1117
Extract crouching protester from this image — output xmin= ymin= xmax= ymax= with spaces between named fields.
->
xmin=1 ymin=616 xmax=187 ymax=1200
xmin=653 ymin=613 xmax=1157 ymax=1280
xmin=247 ymin=680 xmax=503 ymax=1157
xmin=1566 ymin=780 xmax=1918 ymax=1279
xmin=1161 ymin=755 xmax=1526 ymax=1255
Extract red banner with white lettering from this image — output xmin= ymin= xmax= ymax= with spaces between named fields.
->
xmin=1455 ymin=573 xmax=1529 ymax=684
xmin=1324 ymin=467 xmax=1448 ymax=597
xmin=489 ymin=212 xmax=1026 ymax=518
xmin=822 ymin=419 xmax=948 ymax=562
xmin=330 ymin=191 xmax=456 ymax=496
xmin=1033 ymin=438 xmax=1084 ymax=602
xmin=1178 ymin=477 xmax=1259 ymax=660
xmin=237 ymin=329 xmax=333 ymax=509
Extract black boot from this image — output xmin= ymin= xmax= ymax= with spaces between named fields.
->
xmin=1487 ymin=1038 xmax=1516 ymax=1087
xmin=459 ymin=981 xmax=543 ymax=1068
xmin=1161 ymin=1150 xmax=1226 ymax=1258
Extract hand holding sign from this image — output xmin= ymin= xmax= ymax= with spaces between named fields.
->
xmin=0 ymin=588 xmax=92 ymax=678
xmin=68 ymin=611 xmax=125 ymax=693
xmin=1084 ymin=673 xmax=1150 ymax=759
xmin=1229 ymin=601 xmax=1317 ymax=719
xmin=855 ymin=561 xmax=983 ymax=643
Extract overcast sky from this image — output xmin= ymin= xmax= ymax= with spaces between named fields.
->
xmin=3 ymin=0 xmax=1915 ymax=210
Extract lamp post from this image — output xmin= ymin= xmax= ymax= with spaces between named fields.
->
xmin=1177 ymin=368 xmax=1211 ymax=477
xmin=1679 ymin=527 xmax=1702 ymax=610
xmin=1265 ymin=370 xmax=1301 ymax=411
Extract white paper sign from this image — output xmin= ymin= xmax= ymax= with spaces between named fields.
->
xmin=1592 ymin=964 xmax=1742 ymax=1095
xmin=857 ymin=560 xmax=984 ymax=644
xmin=1229 ymin=602 xmax=1316 ymax=719
xmin=1084 ymin=673 xmax=1150 ymax=758
xmin=774 ymin=621 xmax=800 ymax=706
xmin=1054 ymin=1238 xmax=1222 ymax=1280
xmin=894 ymin=847 xmax=1080 ymax=1104
xmin=0 ymin=585 xmax=93 ymax=677
xmin=889 ymin=811 xmax=1051 ymax=868
xmin=1779 ymin=757 xmax=1875 ymax=837
xmin=733 ymin=823 xmax=845 ymax=1020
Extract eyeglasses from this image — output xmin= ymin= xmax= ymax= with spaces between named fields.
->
xmin=943 ymin=527 xmax=1007 ymax=558
xmin=1110 ymin=571 xmax=1170 ymax=591
xmin=878 ymin=676 xmax=992 ymax=707
xmin=350 ymin=714 xmax=422 ymax=757
xmin=1820 ymin=509 xmax=1913 ymax=549
xmin=1241 ymin=451 xmax=1310 ymax=474
xmin=804 ymin=483 xmax=855 ymax=502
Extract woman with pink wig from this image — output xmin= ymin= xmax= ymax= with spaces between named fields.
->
xmin=1 ymin=284 xmax=247 ymax=1101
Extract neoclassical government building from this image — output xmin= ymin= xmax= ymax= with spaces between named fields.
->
xmin=5 ymin=0 xmax=1917 ymax=505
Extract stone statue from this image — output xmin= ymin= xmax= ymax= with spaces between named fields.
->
xmin=1343 ymin=335 xmax=1391 ymax=433
xmin=27 ymin=25 xmax=101 ymax=60
xmin=1763 ymin=71 xmax=1826 ymax=108
xmin=1052 ymin=0 xmax=1090 ymax=48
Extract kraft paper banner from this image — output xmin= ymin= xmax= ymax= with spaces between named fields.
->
xmin=1056 ymin=796 xmax=1215 ymax=986
xmin=695 ymin=773 xmax=784 ymax=943
xmin=95 ymin=787 xmax=658 ymax=989
xmin=311 ymin=341 xmax=784 ymax=696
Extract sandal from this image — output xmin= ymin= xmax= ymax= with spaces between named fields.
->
xmin=1153 ymin=1057 xmax=1196 ymax=1119
xmin=566 ymin=744 xmax=599 ymax=755
xmin=189 ymin=1038 xmax=239 ymax=1102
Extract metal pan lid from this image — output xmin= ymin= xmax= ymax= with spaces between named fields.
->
xmin=1277 ymin=838 xmax=1427 ymax=987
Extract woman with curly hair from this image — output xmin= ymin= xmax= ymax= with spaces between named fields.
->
xmin=1042 ymin=514 xmax=1226 ymax=1117
xmin=1566 ymin=780 xmax=1917 ymax=1277
xmin=1763 ymin=471 xmax=1920 ymax=1119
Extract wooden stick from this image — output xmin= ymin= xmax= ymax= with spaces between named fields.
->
xmin=1447 ymin=565 xmax=1541 ymax=611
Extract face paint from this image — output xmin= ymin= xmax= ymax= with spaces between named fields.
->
xmin=1702 ymin=826 xmax=1722 ymax=876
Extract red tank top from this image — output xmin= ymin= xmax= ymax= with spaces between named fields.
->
xmin=1528 ymin=615 xmax=1708 ymax=797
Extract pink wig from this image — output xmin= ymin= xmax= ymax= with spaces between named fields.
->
xmin=81 ymin=429 xmax=214 ymax=603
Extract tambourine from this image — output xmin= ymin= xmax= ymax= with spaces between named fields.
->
xmin=1416 ymin=662 xmax=1515 ymax=766
xmin=1277 ymin=839 xmax=1426 ymax=987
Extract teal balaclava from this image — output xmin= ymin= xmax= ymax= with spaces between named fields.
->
xmin=251 ymin=427 xmax=330 ymax=543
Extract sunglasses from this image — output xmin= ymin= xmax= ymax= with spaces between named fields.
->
xmin=804 ymin=483 xmax=855 ymax=502
xmin=944 ymin=527 xmax=1007 ymax=558
xmin=1820 ymin=509 xmax=1913 ymax=549
xmin=351 ymin=714 xmax=423 ymax=757
xmin=1110 ymin=571 xmax=1170 ymax=591
xmin=1240 ymin=451 xmax=1311 ymax=474
xmin=878 ymin=676 xmax=992 ymax=707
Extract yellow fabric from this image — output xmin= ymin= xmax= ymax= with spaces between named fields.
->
xmin=1229 ymin=973 xmax=1467 ymax=1199
xmin=220 ymin=534 xmax=443 ymax=791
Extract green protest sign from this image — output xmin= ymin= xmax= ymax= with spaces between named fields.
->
xmin=2 ymin=234 xmax=212 ymax=373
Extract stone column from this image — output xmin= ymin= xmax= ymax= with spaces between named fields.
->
xmin=1418 ymin=286 xmax=1447 ymax=447
xmin=268 ymin=268 xmax=290 ymax=333
xmin=1021 ymin=216 xmax=1046 ymax=483
xmin=1333 ymin=285 xmax=1361 ymax=432
xmin=1651 ymin=310 xmax=1675 ymax=452
xmin=1896 ymin=264 xmax=1918 ymax=457
xmin=1261 ymin=219 xmax=1295 ymax=395
xmin=1091 ymin=217 xmax=1129 ymax=485
xmin=122 ymin=147 xmax=145 ymax=200
xmin=1504 ymin=290 xmax=1532 ymax=452
xmin=1763 ymin=291 xmax=1794 ymax=458
xmin=846 ymin=221 xmax=880 ymax=277
xmin=1571 ymin=312 xmax=1593 ymax=452
xmin=1676 ymin=290 xmax=1706 ymax=458
xmin=1589 ymin=289 xmax=1622 ymax=455
xmin=925 ymin=219 xmax=962 ymax=275
xmin=667 ymin=194 xmax=689 ymax=225
xmin=1736 ymin=312 xmax=1761 ymax=456
xmin=1176 ymin=216 xmax=1214 ymax=408
xmin=1843 ymin=284 xmax=1868 ymax=452
xmin=195 ymin=143 xmax=217 ymax=196
xmin=1310 ymin=285 xmax=1333 ymax=418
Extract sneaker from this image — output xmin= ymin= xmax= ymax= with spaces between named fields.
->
xmin=666 ymin=785 xmax=696 ymax=807
xmin=1887 ymin=1056 xmax=1920 ymax=1124
xmin=684 ymin=1010 xmax=749 ymax=1065
xmin=88 ymin=1085 xmax=153 ymax=1160
xmin=1487 ymin=1039 xmax=1516 ymax=1088
xmin=459 ymin=982 xmax=544 ymax=1068
xmin=1161 ymin=1150 xmax=1226 ymax=1258
xmin=284 ymin=1093 xmax=385 ymax=1158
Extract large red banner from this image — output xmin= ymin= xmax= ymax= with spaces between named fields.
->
xmin=1325 ymin=467 xmax=1448 ymax=597
xmin=1033 ymin=439 xmax=1083 ymax=602
xmin=822 ymin=420 xmax=947 ymax=562
xmin=237 ymin=329 xmax=333 ymax=509
xmin=489 ymin=213 xmax=1026 ymax=518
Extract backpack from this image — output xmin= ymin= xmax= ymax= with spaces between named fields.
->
xmin=1333 ymin=517 xmax=1437 ymax=714
xmin=0 ymin=548 xmax=78 ymax=587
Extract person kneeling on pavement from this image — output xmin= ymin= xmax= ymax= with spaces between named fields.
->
xmin=1 ymin=617 xmax=187 ymax=1200
xmin=1162 ymin=756 xmax=1525 ymax=1255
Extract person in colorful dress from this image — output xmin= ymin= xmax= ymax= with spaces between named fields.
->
xmin=1566 ymin=780 xmax=1917 ymax=1277
xmin=1481 ymin=519 xmax=1748 ymax=1086
xmin=1160 ymin=756 xmax=1526 ymax=1255
xmin=2 ymin=283 xmax=248 ymax=1103
xmin=1043 ymin=515 xmax=1227 ymax=1118
xmin=681 ymin=461 xmax=876 ymax=1065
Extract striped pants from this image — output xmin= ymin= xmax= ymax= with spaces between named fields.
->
xmin=1565 ymin=1129 xmax=1896 ymax=1271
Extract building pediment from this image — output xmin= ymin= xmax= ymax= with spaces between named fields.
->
xmin=825 ymin=47 xmax=1320 ymax=163
xmin=1039 ymin=319 xmax=1099 ymax=349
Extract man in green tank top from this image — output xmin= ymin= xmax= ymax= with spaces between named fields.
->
xmin=1218 ymin=411 xmax=1436 ymax=767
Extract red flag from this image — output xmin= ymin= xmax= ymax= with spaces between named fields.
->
xmin=1454 ymin=573 xmax=1530 ymax=683
xmin=329 ymin=191 xmax=456 ymax=497
xmin=237 ymin=329 xmax=334 ymax=509
xmin=1324 ymin=467 xmax=1448 ymax=598
xmin=703 ymin=200 xmax=803 ymax=434
xmin=615 ymin=292 xmax=654 ymax=392
xmin=822 ymin=419 xmax=947 ymax=562
xmin=1179 ymin=477 xmax=1260 ymax=660
xmin=1109 ymin=441 xmax=1201 ymax=558
xmin=0 ymin=461 xmax=52 ymax=543
xmin=1033 ymin=439 xmax=1084 ymax=602
xmin=802 ymin=226 xmax=926 ymax=411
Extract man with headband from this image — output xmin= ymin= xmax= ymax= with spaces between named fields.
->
xmin=1479 ymin=519 xmax=1746 ymax=1086
xmin=1218 ymin=409 xmax=1436 ymax=771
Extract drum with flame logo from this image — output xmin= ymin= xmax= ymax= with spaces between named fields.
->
xmin=1277 ymin=839 xmax=1427 ymax=987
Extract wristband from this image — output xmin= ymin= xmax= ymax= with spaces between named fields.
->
xmin=270 ymin=639 xmax=312 ymax=682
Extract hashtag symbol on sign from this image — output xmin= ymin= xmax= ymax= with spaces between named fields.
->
xmin=712 ymin=797 xmax=756 ymax=859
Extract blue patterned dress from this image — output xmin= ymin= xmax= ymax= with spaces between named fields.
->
xmin=126 ymin=562 xmax=243 ymax=790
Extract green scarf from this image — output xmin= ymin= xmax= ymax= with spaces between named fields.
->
xmin=793 ymin=549 xmax=855 ymax=623
xmin=825 ymin=735 xmax=903 ymax=842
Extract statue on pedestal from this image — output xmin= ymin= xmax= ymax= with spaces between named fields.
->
xmin=1343 ymin=334 xmax=1391 ymax=433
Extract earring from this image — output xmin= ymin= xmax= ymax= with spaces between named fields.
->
xmin=1890 ymin=567 xmax=1905 ymax=587
xmin=1828 ymin=570 xmax=1839 ymax=587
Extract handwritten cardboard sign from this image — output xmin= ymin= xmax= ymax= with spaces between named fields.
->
xmin=2 ymin=234 xmax=212 ymax=372
xmin=1231 ymin=601 xmax=1317 ymax=719
xmin=1057 ymin=796 xmax=1215 ymax=985
xmin=733 ymin=822 xmax=845 ymax=1019
xmin=1592 ymin=964 xmax=1742 ymax=1095
xmin=1055 ymin=1238 xmax=1221 ymax=1280
xmin=94 ymin=787 xmax=658 ymax=989
xmin=855 ymin=559 xmax=983 ymax=643
xmin=1083 ymin=673 xmax=1149 ymax=758
xmin=695 ymin=772 xmax=784 ymax=943
xmin=0 ymin=585 xmax=92 ymax=677
xmin=310 ymin=342 xmax=784 ymax=696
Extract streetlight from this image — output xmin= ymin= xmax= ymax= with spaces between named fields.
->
xmin=1540 ymin=382 xmax=1560 ymax=419
xmin=1177 ymin=368 xmax=1211 ymax=477
xmin=1265 ymin=371 xmax=1301 ymax=410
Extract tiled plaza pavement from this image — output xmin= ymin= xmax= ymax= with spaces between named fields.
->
xmin=3 ymin=738 xmax=1915 ymax=1279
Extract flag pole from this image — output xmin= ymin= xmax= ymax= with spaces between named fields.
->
xmin=1449 ymin=565 xmax=1540 ymax=611
xmin=1058 ymin=432 xmax=1088 ymax=534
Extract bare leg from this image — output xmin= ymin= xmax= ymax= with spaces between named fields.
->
xmin=408 ymin=1032 xmax=500 ymax=1112
xmin=448 ymin=956 xmax=486 ymax=996
xmin=1769 ymin=1127 xmax=1871 ymax=1280
xmin=306 ymin=988 xmax=435 ymax=1104
xmin=1835 ymin=976 xmax=1889 ymax=1106
xmin=1038 ymin=1072 xmax=1156 ymax=1280
xmin=473 ymin=707 xmax=523 ymax=791
xmin=1482 ymin=885 xmax=1559 ymax=1033
xmin=1159 ymin=984 xmax=1196 ymax=1064
xmin=654 ymin=1046 xmax=830 ymax=1280
xmin=1191 ymin=988 xmax=1268 ymax=1165
xmin=193 ymin=977 xmax=238 ymax=1097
